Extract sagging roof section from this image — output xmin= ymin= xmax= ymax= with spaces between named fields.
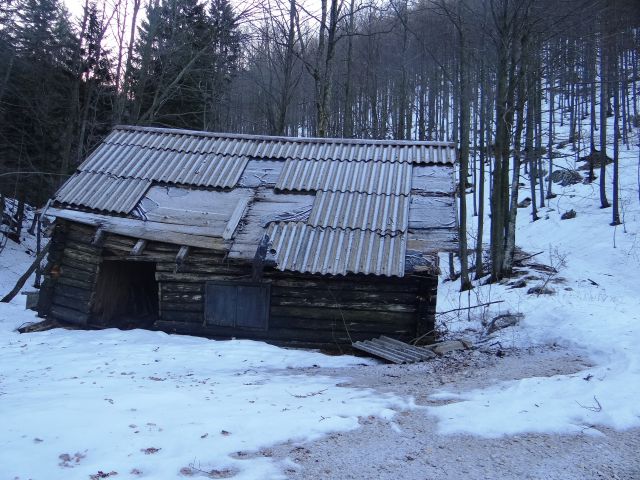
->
xmin=51 ymin=125 xmax=458 ymax=277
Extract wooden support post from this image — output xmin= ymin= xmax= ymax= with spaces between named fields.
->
xmin=33 ymin=217 xmax=42 ymax=288
xmin=252 ymin=235 xmax=269 ymax=281
xmin=175 ymin=246 xmax=190 ymax=273
xmin=131 ymin=239 xmax=148 ymax=256
xmin=92 ymin=227 xmax=107 ymax=247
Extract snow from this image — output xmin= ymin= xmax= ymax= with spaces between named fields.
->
xmin=0 ymin=215 xmax=407 ymax=479
xmin=429 ymin=115 xmax=640 ymax=437
xmin=0 ymin=302 xmax=408 ymax=479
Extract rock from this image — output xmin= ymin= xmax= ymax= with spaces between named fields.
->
xmin=527 ymin=285 xmax=555 ymax=295
xmin=487 ymin=313 xmax=524 ymax=334
xmin=431 ymin=340 xmax=467 ymax=355
xmin=577 ymin=150 xmax=612 ymax=170
xmin=561 ymin=209 xmax=576 ymax=220
xmin=517 ymin=197 xmax=532 ymax=208
xmin=508 ymin=279 xmax=527 ymax=289
xmin=549 ymin=169 xmax=582 ymax=186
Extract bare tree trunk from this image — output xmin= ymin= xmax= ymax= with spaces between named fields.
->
xmin=599 ymin=17 xmax=611 ymax=208
xmin=475 ymin=65 xmax=486 ymax=280
xmin=611 ymin=35 xmax=621 ymax=225
xmin=457 ymin=6 xmax=471 ymax=291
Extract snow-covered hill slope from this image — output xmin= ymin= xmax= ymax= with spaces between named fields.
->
xmin=432 ymin=123 xmax=639 ymax=436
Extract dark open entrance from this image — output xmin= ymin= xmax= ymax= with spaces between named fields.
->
xmin=91 ymin=261 xmax=158 ymax=328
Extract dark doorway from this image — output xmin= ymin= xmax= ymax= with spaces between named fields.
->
xmin=91 ymin=261 xmax=158 ymax=328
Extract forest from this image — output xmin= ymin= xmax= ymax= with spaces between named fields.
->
xmin=0 ymin=0 xmax=639 ymax=285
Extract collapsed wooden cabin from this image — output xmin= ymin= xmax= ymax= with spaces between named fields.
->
xmin=37 ymin=126 xmax=458 ymax=349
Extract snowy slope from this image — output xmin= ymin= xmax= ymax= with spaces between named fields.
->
xmin=430 ymin=112 xmax=640 ymax=436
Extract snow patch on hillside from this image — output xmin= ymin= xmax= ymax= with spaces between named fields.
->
xmin=429 ymin=122 xmax=640 ymax=437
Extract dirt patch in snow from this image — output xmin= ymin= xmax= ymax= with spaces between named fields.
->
xmin=269 ymin=346 xmax=640 ymax=480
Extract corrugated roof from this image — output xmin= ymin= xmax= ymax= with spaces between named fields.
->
xmin=308 ymin=191 xmax=408 ymax=234
xmin=55 ymin=172 xmax=150 ymax=214
xmin=276 ymin=159 xmax=412 ymax=195
xmin=266 ymin=222 xmax=406 ymax=277
xmin=104 ymin=126 xmax=456 ymax=164
xmin=81 ymin=145 xmax=248 ymax=188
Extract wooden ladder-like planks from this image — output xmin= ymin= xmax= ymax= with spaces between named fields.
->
xmin=353 ymin=336 xmax=436 ymax=364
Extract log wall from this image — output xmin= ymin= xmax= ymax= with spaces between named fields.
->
xmin=40 ymin=220 xmax=437 ymax=349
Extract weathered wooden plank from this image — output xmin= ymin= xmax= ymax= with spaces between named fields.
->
xmin=270 ymin=296 xmax=416 ymax=313
xmin=161 ymin=291 xmax=204 ymax=302
xmin=50 ymin=304 xmax=88 ymax=325
xmin=270 ymin=286 xmax=420 ymax=304
xmin=159 ymin=310 xmax=203 ymax=323
xmin=62 ymin=248 xmax=101 ymax=265
xmin=56 ymin=274 xmax=94 ymax=290
xmin=53 ymin=294 xmax=92 ymax=313
xmin=223 ymin=197 xmax=250 ymax=240
xmin=64 ymin=239 xmax=102 ymax=256
xmin=159 ymin=282 xmax=204 ymax=294
xmin=137 ymin=186 xmax=253 ymax=233
xmin=156 ymin=262 xmax=251 ymax=275
xmin=60 ymin=258 xmax=98 ymax=275
xmin=49 ymin=208 xmax=228 ymax=250
xmin=267 ymin=276 xmax=422 ymax=293
xmin=156 ymin=272 xmax=254 ymax=283
xmin=54 ymin=283 xmax=92 ymax=301
xmin=270 ymin=305 xmax=413 ymax=323
xmin=268 ymin=315 xmax=415 ymax=331
xmin=131 ymin=239 xmax=148 ymax=256
xmin=161 ymin=302 xmax=203 ymax=312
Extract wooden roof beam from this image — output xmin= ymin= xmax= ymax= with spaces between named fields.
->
xmin=130 ymin=239 xmax=147 ymax=256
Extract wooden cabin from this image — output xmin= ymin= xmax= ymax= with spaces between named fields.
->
xmin=38 ymin=126 xmax=458 ymax=349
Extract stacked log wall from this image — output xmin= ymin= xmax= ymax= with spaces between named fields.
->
xmin=40 ymin=221 xmax=102 ymax=325
xmin=42 ymin=221 xmax=437 ymax=348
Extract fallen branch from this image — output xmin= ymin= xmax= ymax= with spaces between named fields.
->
xmin=436 ymin=300 xmax=504 ymax=316
xmin=576 ymin=395 xmax=602 ymax=413
xmin=514 ymin=251 xmax=544 ymax=264
xmin=1 ymin=243 xmax=50 ymax=303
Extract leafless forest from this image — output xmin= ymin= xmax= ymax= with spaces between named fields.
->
xmin=0 ymin=0 xmax=639 ymax=284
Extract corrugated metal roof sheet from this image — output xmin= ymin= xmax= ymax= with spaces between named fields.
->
xmin=266 ymin=222 xmax=406 ymax=277
xmin=54 ymin=172 xmax=150 ymax=214
xmin=102 ymin=126 xmax=456 ymax=164
xmin=308 ymin=191 xmax=408 ymax=234
xmin=276 ymin=159 xmax=412 ymax=195
xmin=81 ymin=144 xmax=248 ymax=188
